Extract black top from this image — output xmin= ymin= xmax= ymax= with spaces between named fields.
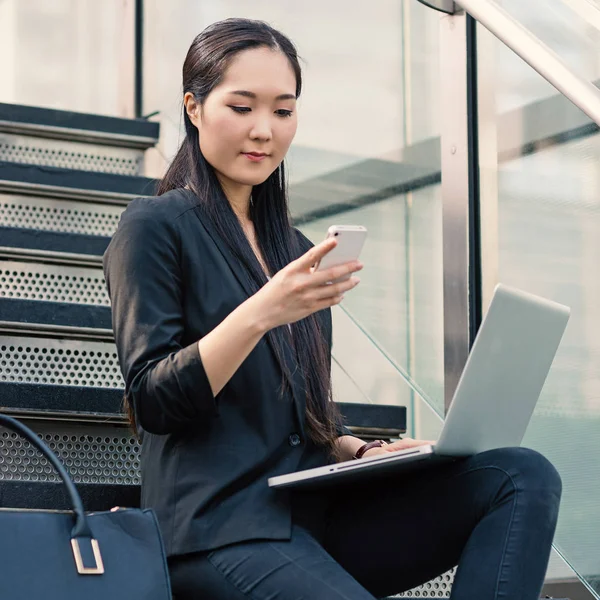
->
xmin=103 ymin=188 xmax=342 ymax=556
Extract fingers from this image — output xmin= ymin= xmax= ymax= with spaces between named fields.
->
xmin=384 ymin=438 xmax=436 ymax=452
xmin=311 ymin=293 xmax=346 ymax=313
xmin=313 ymin=275 xmax=360 ymax=300
xmin=290 ymin=276 xmax=358 ymax=317
xmin=311 ymin=260 xmax=363 ymax=287
xmin=293 ymin=238 xmax=338 ymax=270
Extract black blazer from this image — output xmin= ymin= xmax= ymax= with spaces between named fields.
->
xmin=103 ymin=188 xmax=344 ymax=556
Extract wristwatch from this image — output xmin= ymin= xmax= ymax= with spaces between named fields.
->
xmin=353 ymin=439 xmax=387 ymax=460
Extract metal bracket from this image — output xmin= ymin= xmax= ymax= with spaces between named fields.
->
xmin=415 ymin=0 xmax=456 ymax=14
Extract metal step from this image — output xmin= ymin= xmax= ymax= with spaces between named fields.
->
xmin=0 ymin=191 xmax=123 ymax=263
xmin=0 ymin=481 xmax=141 ymax=512
xmin=0 ymin=131 xmax=147 ymax=176
xmin=0 ymin=383 xmax=122 ymax=421
xmin=0 ymin=246 xmax=103 ymax=268
xmin=0 ymin=411 xmax=140 ymax=510
xmin=0 ymin=334 xmax=123 ymax=389
xmin=0 ymin=297 xmax=112 ymax=339
xmin=0 ymin=417 xmax=139 ymax=487
xmin=0 ymin=192 xmax=124 ymax=236
xmin=0 ymin=379 xmax=406 ymax=437
xmin=0 ymin=102 xmax=159 ymax=150
xmin=0 ymin=161 xmax=156 ymax=203
xmin=0 ymin=226 xmax=110 ymax=260
xmin=0 ymin=260 xmax=108 ymax=305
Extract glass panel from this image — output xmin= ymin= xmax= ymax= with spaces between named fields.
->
xmin=479 ymin=22 xmax=600 ymax=596
xmin=331 ymin=305 xmax=444 ymax=442
xmin=498 ymin=132 xmax=600 ymax=597
xmin=484 ymin=0 xmax=600 ymax=110
xmin=0 ymin=0 xmax=132 ymax=116
xmin=299 ymin=185 xmax=445 ymax=418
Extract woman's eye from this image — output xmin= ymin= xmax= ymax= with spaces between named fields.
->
xmin=229 ymin=106 xmax=251 ymax=114
xmin=276 ymin=109 xmax=293 ymax=118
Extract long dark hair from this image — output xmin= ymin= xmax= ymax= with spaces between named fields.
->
xmin=125 ymin=18 xmax=343 ymax=456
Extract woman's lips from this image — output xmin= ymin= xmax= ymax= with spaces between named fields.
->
xmin=242 ymin=152 xmax=268 ymax=162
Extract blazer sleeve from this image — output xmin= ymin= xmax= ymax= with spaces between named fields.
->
xmin=103 ymin=199 xmax=217 ymax=435
xmin=294 ymin=229 xmax=353 ymax=438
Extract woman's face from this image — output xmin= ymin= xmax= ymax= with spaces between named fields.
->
xmin=185 ymin=46 xmax=298 ymax=194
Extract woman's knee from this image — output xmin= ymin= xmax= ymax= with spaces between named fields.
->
xmin=478 ymin=446 xmax=562 ymax=499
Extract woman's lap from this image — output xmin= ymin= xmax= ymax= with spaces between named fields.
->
xmin=169 ymin=447 xmax=561 ymax=600
xmin=168 ymin=525 xmax=377 ymax=600
xmin=324 ymin=447 xmax=562 ymax=599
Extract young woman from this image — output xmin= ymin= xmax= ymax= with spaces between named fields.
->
xmin=103 ymin=18 xmax=562 ymax=600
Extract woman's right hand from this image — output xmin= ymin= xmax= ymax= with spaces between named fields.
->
xmin=252 ymin=237 xmax=363 ymax=331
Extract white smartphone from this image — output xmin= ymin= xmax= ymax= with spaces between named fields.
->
xmin=314 ymin=225 xmax=367 ymax=283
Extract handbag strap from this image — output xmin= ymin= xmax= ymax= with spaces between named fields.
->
xmin=0 ymin=414 xmax=92 ymax=539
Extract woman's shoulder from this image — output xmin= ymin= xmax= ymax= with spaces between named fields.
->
xmin=122 ymin=188 xmax=198 ymax=225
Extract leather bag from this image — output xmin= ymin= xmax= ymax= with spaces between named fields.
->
xmin=0 ymin=414 xmax=172 ymax=600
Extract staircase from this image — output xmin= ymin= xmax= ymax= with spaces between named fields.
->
xmin=0 ymin=102 xmax=159 ymax=510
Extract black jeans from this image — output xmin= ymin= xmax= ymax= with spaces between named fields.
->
xmin=168 ymin=447 xmax=562 ymax=600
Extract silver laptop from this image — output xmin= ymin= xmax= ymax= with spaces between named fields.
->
xmin=268 ymin=284 xmax=571 ymax=490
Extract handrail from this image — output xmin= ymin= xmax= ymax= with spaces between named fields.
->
xmin=454 ymin=0 xmax=600 ymax=128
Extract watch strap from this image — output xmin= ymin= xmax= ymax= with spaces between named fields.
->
xmin=354 ymin=439 xmax=387 ymax=460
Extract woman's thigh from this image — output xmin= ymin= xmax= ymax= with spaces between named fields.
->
xmin=323 ymin=447 xmax=561 ymax=598
xmin=169 ymin=524 xmax=377 ymax=600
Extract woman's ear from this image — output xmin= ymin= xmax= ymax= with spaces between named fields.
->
xmin=184 ymin=92 xmax=201 ymax=128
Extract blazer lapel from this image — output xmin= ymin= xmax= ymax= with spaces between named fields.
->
xmin=192 ymin=204 xmax=307 ymax=437
xmin=192 ymin=204 xmax=257 ymax=300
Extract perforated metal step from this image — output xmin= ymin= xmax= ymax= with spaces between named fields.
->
xmin=0 ymin=261 xmax=111 ymax=337
xmin=0 ymin=261 xmax=108 ymax=305
xmin=0 ymin=132 xmax=145 ymax=176
xmin=0 ymin=335 xmax=123 ymax=388
xmin=396 ymin=571 xmax=454 ymax=598
xmin=0 ymin=419 xmax=139 ymax=486
xmin=0 ymin=193 xmax=123 ymax=237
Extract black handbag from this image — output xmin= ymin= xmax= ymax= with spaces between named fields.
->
xmin=0 ymin=414 xmax=172 ymax=600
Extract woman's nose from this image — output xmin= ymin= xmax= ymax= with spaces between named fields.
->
xmin=249 ymin=115 xmax=273 ymax=141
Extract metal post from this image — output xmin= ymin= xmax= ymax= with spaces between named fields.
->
xmin=439 ymin=11 xmax=480 ymax=413
xmin=135 ymin=0 xmax=144 ymax=118
xmin=476 ymin=23 xmax=499 ymax=314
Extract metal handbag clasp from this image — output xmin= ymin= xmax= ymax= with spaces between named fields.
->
xmin=71 ymin=538 xmax=105 ymax=575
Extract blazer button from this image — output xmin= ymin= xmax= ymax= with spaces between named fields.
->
xmin=288 ymin=433 xmax=301 ymax=447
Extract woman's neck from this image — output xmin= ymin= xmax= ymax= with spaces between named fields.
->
xmin=218 ymin=176 xmax=253 ymax=226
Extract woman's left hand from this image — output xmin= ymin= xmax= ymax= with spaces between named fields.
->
xmin=362 ymin=437 xmax=436 ymax=459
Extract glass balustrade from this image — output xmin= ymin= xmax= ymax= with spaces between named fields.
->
xmin=477 ymin=12 xmax=600 ymax=595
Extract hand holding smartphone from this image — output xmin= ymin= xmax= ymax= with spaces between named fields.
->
xmin=314 ymin=225 xmax=367 ymax=284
